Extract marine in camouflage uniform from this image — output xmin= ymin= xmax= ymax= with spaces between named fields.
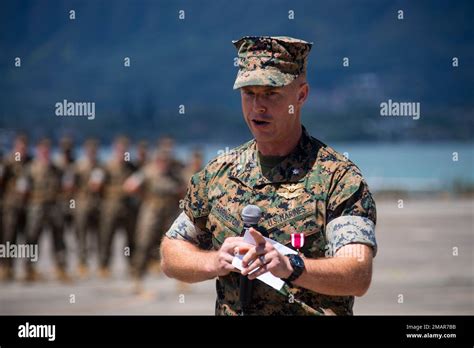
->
xmin=0 ymin=149 xmax=4 ymax=244
xmin=128 ymin=140 xmax=148 ymax=271
xmin=167 ymin=127 xmax=376 ymax=315
xmin=74 ymin=138 xmax=104 ymax=277
xmin=129 ymin=148 xmax=184 ymax=282
xmin=24 ymin=138 xmax=69 ymax=281
xmin=182 ymin=149 xmax=204 ymax=186
xmin=55 ymin=136 xmax=76 ymax=232
xmin=134 ymin=140 xmax=149 ymax=169
xmin=146 ymin=137 xmax=186 ymax=276
xmin=158 ymin=136 xmax=185 ymax=175
xmin=0 ymin=134 xmax=31 ymax=281
xmin=99 ymin=136 xmax=138 ymax=276
xmin=163 ymin=36 xmax=377 ymax=316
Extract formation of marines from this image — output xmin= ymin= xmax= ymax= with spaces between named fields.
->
xmin=0 ymin=133 xmax=202 ymax=290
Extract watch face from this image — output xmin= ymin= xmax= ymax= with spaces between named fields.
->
xmin=291 ymin=255 xmax=304 ymax=268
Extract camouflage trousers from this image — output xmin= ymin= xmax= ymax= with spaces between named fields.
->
xmin=132 ymin=202 xmax=177 ymax=278
xmin=0 ymin=202 xmax=2 ymax=244
xmin=2 ymin=204 xmax=28 ymax=272
xmin=25 ymin=202 xmax=66 ymax=270
xmin=99 ymin=199 xmax=138 ymax=269
xmin=60 ymin=196 xmax=75 ymax=230
xmin=74 ymin=198 xmax=101 ymax=266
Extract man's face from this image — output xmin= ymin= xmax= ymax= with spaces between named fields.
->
xmin=240 ymin=78 xmax=308 ymax=144
xmin=191 ymin=155 xmax=203 ymax=171
xmin=114 ymin=142 xmax=127 ymax=159
xmin=137 ymin=147 xmax=147 ymax=162
xmin=14 ymin=139 xmax=27 ymax=157
xmin=85 ymin=146 xmax=97 ymax=160
xmin=36 ymin=144 xmax=50 ymax=162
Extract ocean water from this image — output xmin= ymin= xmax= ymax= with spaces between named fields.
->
xmin=329 ymin=142 xmax=474 ymax=191
xmin=79 ymin=142 xmax=473 ymax=192
xmin=177 ymin=142 xmax=474 ymax=192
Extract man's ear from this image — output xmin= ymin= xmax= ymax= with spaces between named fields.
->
xmin=297 ymin=82 xmax=309 ymax=106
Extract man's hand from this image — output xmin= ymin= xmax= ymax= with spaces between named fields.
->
xmin=123 ymin=174 xmax=142 ymax=194
xmin=241 ymin=228 xmax=293 ymax=280
xmin=211 ymin=237 xmax=252 ymax=277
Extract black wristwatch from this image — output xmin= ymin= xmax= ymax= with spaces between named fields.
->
xmin=284 ymin=254 xmax=305 ymax=283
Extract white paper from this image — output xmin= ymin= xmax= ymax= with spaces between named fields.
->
xmin=231 ymin=230 xmax=298 ymax=291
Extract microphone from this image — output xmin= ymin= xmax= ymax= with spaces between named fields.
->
xmin=240 ymin=204 xmax=262 ymax=314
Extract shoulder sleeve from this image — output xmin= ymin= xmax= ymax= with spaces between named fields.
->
xmin=183 ymin=168 xmax=211 ymax=220
xmin=325 ymin=163 xmax=377 ymax=257
xmin=165 ymin=167 xmax=212 ymax=250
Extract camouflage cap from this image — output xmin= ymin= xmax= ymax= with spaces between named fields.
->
xmin=232 ymin=36 xmax=313 ymax=90
xmin=157 ymin=136 xmax=175 ymax=151
xmin=14 ymin=132 xmax=28 ymax=144
xmin=59 ymin=136 xmax=74 ymax=151
xmin=83 ymin=138 xmax=99 ymax=150
xmin=114 ymin=135 xmax=130 ymax=147
xmin=36 ymin=137 xmax=52 ymax=148
xmin=136 ymin=140 xmax=149 ymax=149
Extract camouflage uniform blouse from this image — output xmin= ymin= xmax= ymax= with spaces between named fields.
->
xmin=166 ymin=126 xmax=377 ymax=315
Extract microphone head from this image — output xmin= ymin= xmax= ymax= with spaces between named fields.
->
xmin=241 ymin=205 xmax=262 ymax=226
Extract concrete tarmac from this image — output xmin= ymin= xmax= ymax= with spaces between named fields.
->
xmin=1 ymin=197 xmax=472 ymax=315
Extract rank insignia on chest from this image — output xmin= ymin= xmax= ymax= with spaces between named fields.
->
xmin=276 ymin=183 xmax=305 ymax=199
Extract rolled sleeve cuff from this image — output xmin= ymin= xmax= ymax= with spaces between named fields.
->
xmin=165 ymin=211 xmax=198 ymax=242
xmin=325 ymin=216 xmax=377 ymax=257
